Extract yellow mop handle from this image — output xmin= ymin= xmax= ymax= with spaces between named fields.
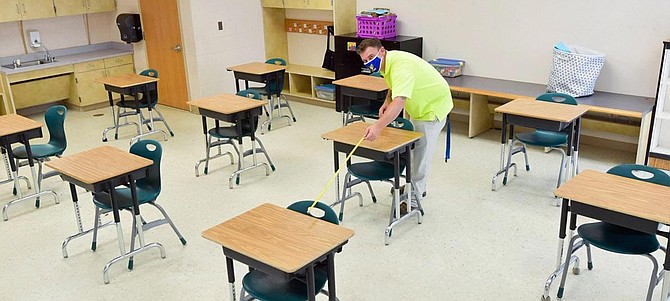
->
xmin=308 ymin=136 xmax=366 ymax=213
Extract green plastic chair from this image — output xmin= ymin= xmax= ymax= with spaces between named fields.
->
xmin=113 ymin=69 xmax=174 ymax=140
xmin=336 ymin=118 xmax=416 ymax=221
xmin=91 ymin=140 xmax=186 ymax=269
xmin=194 ymin=89 xmax=275 ymax=185
xmin=249 ymin=58 xmax=296 ymax=132
xmin=12 ymin=105 xmax=67 ymax=207
xmin=557 ymin=164 xmax=670 ymax=301
xmin=503 ymin=93 xmax=578 ymax=189
xmin=239 ymin=200 xmax=338 ymax=301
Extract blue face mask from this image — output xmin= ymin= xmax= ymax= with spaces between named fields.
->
xmin=364 ymin=50 xmax=382 ymax=73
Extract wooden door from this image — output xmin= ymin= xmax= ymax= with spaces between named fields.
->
xmin=0 ymin=0 xmax=22 ymax=22
xmin=86 ymin=0 xmax=115 ymax=14
xmin=19 ymin=0 xmax=56 ymax=20
xmin=139 ymin=0 xmax=189 ymax=110
xmin=52 ymin=0 xmax=86 ymax=16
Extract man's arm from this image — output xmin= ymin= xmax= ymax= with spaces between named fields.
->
xmin=364 ymin=96 xmax=405 ymax=141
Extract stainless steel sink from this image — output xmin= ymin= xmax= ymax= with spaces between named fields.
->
xmin=1 ymin=59 xmax=57 ymax=69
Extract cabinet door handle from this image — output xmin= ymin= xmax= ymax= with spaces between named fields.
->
xmin=15 ymin=4 xmax=19 ymax=14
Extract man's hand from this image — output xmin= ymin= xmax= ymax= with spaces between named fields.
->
xmin=364 ymin=124 xmax=382 ymax=141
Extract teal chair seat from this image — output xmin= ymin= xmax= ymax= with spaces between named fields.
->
xmin=207 ymin=119 xmax=256 ymax=139
xmin=515 ymin=130 xmax=568 ymax=148
xmin=92 ymin=184 xmax=160 ymax=210
xmin=242 ymin=264 xmax=329 ymax=301
xmin=12 ymin=143 xmax=64 ymax=159
xmin=348 ymin=160 xmax=406 ymax=181
xmin=349 ymin=102 xmax=381 ymax=117
xmin=577 ymin=222 xmax=660 ymax=255
xmin=240 ymin=200 xmax=338 ymax=301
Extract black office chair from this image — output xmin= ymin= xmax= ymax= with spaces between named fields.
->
xmin=556 ymin=164 xmax=670 ymax=301
xmin=239 ymin=200 xmax=339 ymax=301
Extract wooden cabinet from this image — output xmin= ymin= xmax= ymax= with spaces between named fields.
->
xmin=0 ymin=0 xmax=22 ymax=22
xmin=283 ymin=0 xmax=331 ymax=9
xmin=647 ymin=41 xmax=670 ymax=170
xmin=261 ymin=0 xmax=283 ymax=8
xmin=70 ymin=54 xmax=134 ymax=108
xmin=86 ymin=0 xmax=114 ymax=14
xmin=261 ymin=0 xmax=354 ymax=106
xmin=52 ymin=0 xmax=115 ymax=17
xmin=0 ymin=0 xmax=55 ymax=21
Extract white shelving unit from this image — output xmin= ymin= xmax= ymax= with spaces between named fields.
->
xmin=647 ymin=41 xmax=670 ymax=170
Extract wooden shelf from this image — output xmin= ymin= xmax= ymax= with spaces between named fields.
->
xmin=286 ymin=64 xmax=334 ymax=79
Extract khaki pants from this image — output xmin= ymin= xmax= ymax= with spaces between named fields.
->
xmin=409 ymin=116 xmax=447 ymax=200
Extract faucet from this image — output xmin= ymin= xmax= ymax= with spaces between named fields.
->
xmin=41 ymin=43 xmax=53 ymax=63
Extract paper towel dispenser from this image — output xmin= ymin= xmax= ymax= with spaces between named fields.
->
xmin=116 ymin=14 xmax=143 ymax=44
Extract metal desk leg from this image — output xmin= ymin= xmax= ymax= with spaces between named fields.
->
xmin=306 ymin=264 xmax=316 ymax=301
xmin=385 ymin=147 xmax=423 ymax=245
xmin=327 ymin=253 xmax=337 ymax=301
xmin=492 ymin=114 xmax=517 ymax=191
xmin=225 ymin=255 xmax=236 ymax=301
xmin=661 ymin=238 xmax=670 ymax=301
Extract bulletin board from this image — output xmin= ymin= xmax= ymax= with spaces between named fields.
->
xmin=285 ymin=19 xmax=333 ymax=35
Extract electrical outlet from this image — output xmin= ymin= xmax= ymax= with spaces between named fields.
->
xmin=218 ymin=21 xmax=224 ymax=31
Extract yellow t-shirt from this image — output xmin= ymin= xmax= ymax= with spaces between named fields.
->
xmin=381 ymin=51 xmax=453 ymax=121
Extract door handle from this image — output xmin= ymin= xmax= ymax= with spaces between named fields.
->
xmin=172 ymin=44 xmax=182 ymax=52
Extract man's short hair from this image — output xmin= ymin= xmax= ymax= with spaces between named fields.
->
xmin=356 ymin=38 xmax=383 ymax=55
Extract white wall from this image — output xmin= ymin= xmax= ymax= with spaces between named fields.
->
xmin=184 ymin=0 xmax=265 ymax=99
xmin=358 ymin=0 xmax=670 ymax=97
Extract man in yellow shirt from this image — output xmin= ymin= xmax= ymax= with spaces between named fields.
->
xmin=357 ymin=38 xmax=453 ymax=210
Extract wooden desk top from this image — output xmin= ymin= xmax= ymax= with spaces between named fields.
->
xmin=201 ymin=203 xmax=354 ymax=273
xmin=555 ymin=169 xmax=670 ymax=225
xmin=332 ymin=74 xmax=388 ymax=92
xmin=188 ymin=94 xmax=267 ymax=115
xmin=45 ymin=146 xmax=152 ymax=185
xmin=226 ymin=62 xmax=286 ymax=75
xmin=494 ymin=98 xmax=589 ymax=123
xmin=95 ymin=73 xmax=158 ymax=88
xmin=321 ymin=121 xmax=423 ymax=153
xmin=0 ymin=114 xmax=42 ymax=137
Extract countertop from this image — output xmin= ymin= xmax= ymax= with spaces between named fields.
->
xmin=0 ymin=42 xmax=133 ymax=75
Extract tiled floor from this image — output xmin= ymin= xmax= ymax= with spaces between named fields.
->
xmin=0 ymin=101 xmax=661 ymax=301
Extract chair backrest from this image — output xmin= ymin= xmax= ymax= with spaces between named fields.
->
xmin=129 ymin=139 xmax=162 ymax=193
xmin=264 ymin=58 xmax=286 ymax=95
xmin=236 ymin=89 xmax=262 ymax=129
xmin=140 ymin=69 xmax=159 ymax=104
xmin=287 ymin=200 xmax=339 ymax=225
xmin=536 ymin=93 xmax=577 ymax=105
xmin=389 ymin=117 xmax=414 ymax=131
xmin=44 ymin=105 xmax=67 ymax=154
xmin=606 ymin=164 xmax=670 ymax=186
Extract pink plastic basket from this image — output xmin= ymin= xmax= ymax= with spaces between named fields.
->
xmin=356 ymin=14 xmax=397 ymax=39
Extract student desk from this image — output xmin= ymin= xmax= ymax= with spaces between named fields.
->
xmin=189 ymin=94 xmax=271 ymax=188
xmin=202 ymin=203 xmax=354 ymax=301
xmin=45 ymin=146 xmax=166 ymax=284
xmin=322 ymin=122 xmax=423 ymax=245
xmin=332 ymin=74 xmax=388 ymax=125
xmin=95 ymin=73 xmax=167 ymax=144
xmin=0 ymin=114 xmax=58 ymax=220
xmin=543 ymin=170 xmax=670 ymax=301
xmin=492 ymin=98 xmax=588 ymax=191
xmin=226 ymin=62 xmax=289 ymax=132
